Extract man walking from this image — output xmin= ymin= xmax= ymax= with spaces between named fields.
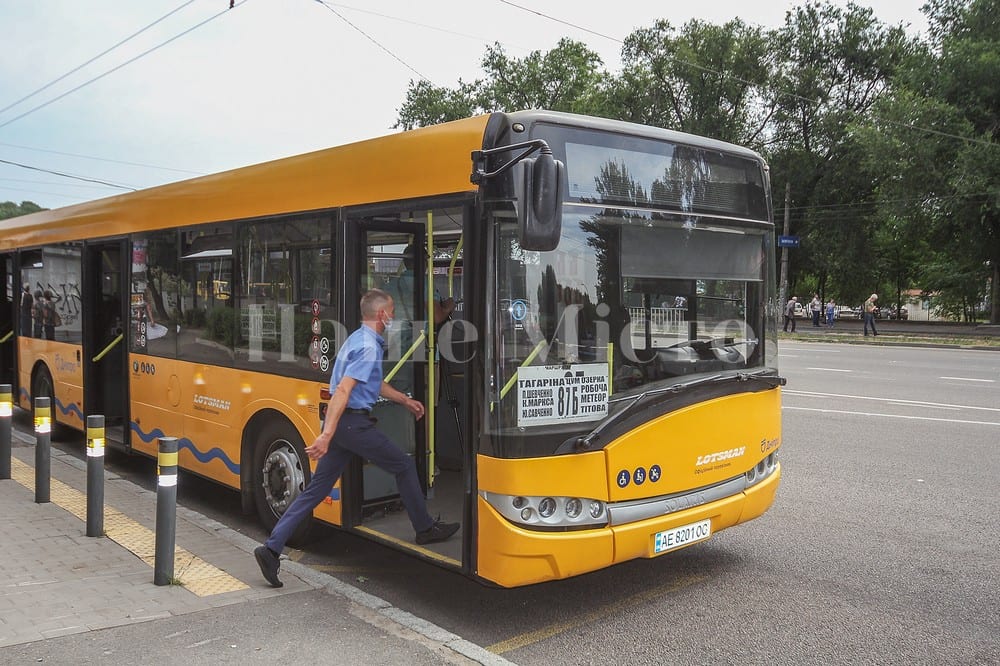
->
xmin=783 ymin=296 xmax=798 ymax=332
xmin=254 ymin=289 xmax=458 ymax=587
xmin=864 ymin=293 xmax=879 ymax=337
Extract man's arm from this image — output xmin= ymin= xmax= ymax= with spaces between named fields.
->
xmin=306 ymin=376 xmax=357 ymax=460
xmin=380 ymin=381 xmax=425 ymax=420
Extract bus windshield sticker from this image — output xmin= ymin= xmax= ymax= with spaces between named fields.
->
xmin=517 ymin=363 xmax=609 ymax=427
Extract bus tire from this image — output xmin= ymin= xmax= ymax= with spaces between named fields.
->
xmin=251 ymin=419 xmax=314 ymax=546
xmin=31 ymin=366 xmax=58 ymax=433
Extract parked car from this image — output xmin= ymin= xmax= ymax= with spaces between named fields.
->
xmin=793 ymin=302 xmax=805 ymax=318
xmin=887 ymin=306 xmax=908 ymax=320
xmin=833 ymin=305 xmax=856 ymax=320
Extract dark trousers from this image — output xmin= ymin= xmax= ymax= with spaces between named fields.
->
xmin=265 ymin=413 xmax=433 ymax=554
xmin=811 ymin=310 xmax=820 ymax=326
xmin=783 ymin=315 xmax=796 ymax=332
xmin=864 ymin=313 xmax=878 ymax=336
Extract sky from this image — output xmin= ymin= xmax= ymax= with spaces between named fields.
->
xmin=0 ymin=1 xmax=930 ymax=210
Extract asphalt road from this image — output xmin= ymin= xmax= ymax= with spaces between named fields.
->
xmin=22 ymin=341 xmax=1000 ymax=664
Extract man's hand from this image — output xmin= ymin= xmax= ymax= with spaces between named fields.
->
xmin=402 ymin=397 xmax=425 ymax=420
xmin=306 ymin=432 xmax=332 ymax=460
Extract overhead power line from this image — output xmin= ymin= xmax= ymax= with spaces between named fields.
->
xmin=0 ymin=141 xmax=203 ymax=176
xmin=312 ymin=0 xmax=429 ymax=83
xmin=0 ymin=0 xmax=199 ymax=118
xmin=0 ymin=158 xmax=137 ymax=191
xmin=0 ymin=0 xmax=250 ymax=131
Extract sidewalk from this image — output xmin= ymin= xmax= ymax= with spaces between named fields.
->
xmin=0 ymin=430 xmax=509 ymax=665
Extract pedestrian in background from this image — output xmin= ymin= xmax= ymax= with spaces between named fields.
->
xmin=42 ymin=290 xmax=58 ymax=340
xmin=32 ymin=289 xmax=44 ymax=338
xmin=20 ymin=285 xmax=33 ymax=337
xmin=783 ymin=296 xmax=797 ymax=332
xmin=825 ymin=298 xmax=836 ymax=328
xmin=810 ymin=293 xmax=822 ymax=327
xmin=864 ymin=293 xmax=879 ymax=337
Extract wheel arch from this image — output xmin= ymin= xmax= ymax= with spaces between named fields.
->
xmin=239 ymin=405 xmax=315 ymax=514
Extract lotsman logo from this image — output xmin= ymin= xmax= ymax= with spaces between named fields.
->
xmin=695 ymin=446 xmax=746 ymax=466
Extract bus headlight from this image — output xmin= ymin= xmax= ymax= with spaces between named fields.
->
xmin=745 ymin=452 xmax=778 ymax=488
xmin=482 ymin=491 xmax=608 ymax=530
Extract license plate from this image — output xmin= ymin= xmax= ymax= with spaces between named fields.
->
xmin=653 ymin=519 xmax=712 ymax=554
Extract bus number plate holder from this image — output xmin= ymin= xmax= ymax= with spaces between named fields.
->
xmin=653 ymin=519 xmax=712 ymax=555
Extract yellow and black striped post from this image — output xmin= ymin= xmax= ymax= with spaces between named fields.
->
xmin=153 ymin=436 xmax=178 ymax=586
xmin=33 ymin=397 xmax=51 ymax=503
xmin=86 ymin=415 xmax=105 ymax=537
xmin=0 ymin=384 xmax=12 ymax=480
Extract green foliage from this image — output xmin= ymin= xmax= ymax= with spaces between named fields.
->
xmin=206 ymin=306 xmax=236 ymax=347
xmin=0 ymin=200 xmax=45 ymax=220
xmin=616 ymin=18 xmax=776 ymax=145
xmin=394 ymin=38 xmax=607 ymax=129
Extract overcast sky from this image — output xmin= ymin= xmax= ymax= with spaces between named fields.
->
xmin=0 ymin=1 xmax=929 ymax=210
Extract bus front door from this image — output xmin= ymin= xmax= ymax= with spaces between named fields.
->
xmin=82 ymin=241 xmax=129 ymax=446
xmin=344 ymin=208 xmax=466 ymax=567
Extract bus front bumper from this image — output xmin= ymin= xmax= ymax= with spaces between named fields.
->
xmin=476 ymin=463 xmax=781 ymax=587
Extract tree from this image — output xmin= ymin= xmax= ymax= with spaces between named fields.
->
xmin=857 ymin=0 xmax=999 ymax=322
xmin=765 ymin=1 xmax=916 ymax=306
xmin=394 ymin=38 xmax=607 ymax=129
xmin=0 ymin=201 xmax=45 ymax=220
xmin=613 ymin=18 xmax=778 ymax=146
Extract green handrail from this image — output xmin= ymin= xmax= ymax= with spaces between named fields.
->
xmin=384 ymin=330 xmax=426 ymax=384
xmin=92 ymin=334 xmax=123 ymax=362
xmin=0 ymin=330 xmax=12 ymax=344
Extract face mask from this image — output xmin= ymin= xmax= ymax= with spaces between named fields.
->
xmin=382 ymin=315 xmax=393 ymax=331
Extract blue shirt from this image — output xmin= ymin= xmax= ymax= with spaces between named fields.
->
xmin=330 ymin=325 xmax=385 ymax=410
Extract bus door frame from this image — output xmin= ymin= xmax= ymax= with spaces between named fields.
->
xmin=0 ymin=253 xmax=15 ymax=389
xmin=82 ymin=239 xmax=130 ymax=449
xmin=342 ymin=214 xmax=428 ymax=522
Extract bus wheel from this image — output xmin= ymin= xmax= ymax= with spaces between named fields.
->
xmin=31 ymin=366 xmax=58 ymax=432
xmin=251 ymin=420 xmax=313 ymax=545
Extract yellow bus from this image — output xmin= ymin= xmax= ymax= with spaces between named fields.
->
xmin=0 ymin=110 xmax=783 ymax=587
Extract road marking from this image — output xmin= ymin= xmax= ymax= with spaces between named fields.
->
xmin=784 ymin=406 xmax=1000 ymax=427
xmin=886 ymin=401 xmax=960 ymax=411
xmin=486 ymin=573 xmax=706 ymax=655
xmin=784 ymin=389 xmax=1000 ymax=413
xmin=940 ymin=376 xmax=995 ymax=383
xmin=805 ymin=367 xmax=852 ymax=372
xmin=9 ymin=457 xmax=249 ymax=596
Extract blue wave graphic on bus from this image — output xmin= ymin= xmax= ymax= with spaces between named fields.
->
xmin=19 ymin=387 xmax=84 ymax=422
xmin=129 ymin=422 xmax=240 ymax=475
xmin=56 ymin=399 xmax=84 ymax=421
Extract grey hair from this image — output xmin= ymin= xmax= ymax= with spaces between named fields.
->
xmin=360 ymin=288 xmax=392 ymax=318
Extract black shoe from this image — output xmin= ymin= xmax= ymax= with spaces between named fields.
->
xmin=416 ymin=520 xmax=460 ymax=545
xmin=254 ymin=545 xmax=283 ymax=588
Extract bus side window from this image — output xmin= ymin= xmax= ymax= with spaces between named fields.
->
xmin=178 ymin=225 xmax=234 ymax=366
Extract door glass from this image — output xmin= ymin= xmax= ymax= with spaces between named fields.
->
xmin=363 ymin=230 xmax=420 ymax=394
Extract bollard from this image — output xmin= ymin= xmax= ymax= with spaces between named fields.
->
xmin=34 ymin=397 xmax=51 ymax=503
xmin=153 ymin=436 xmax=178 ymax=586
xmin=0 ymin=384 xmax=11 ymax=480
xmin=86 ymin=415 xmax=105 ymax=537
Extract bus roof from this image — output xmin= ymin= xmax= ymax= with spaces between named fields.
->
xmin=1 ymin=114 xmax=491 ymax=250
xmin=2 ymin=110 xmax=766 ymax=251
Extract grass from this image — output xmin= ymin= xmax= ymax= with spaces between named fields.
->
xmin=779 ymin=330 xmax=999 ymax=348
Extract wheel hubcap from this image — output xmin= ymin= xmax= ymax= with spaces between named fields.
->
xmin=261 ymin=439 xmax=305 ymax=517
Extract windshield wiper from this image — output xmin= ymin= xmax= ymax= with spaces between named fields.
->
xmin=569 ymin=371 xmax=784 ymax=452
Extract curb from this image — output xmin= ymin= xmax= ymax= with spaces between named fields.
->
xmin=10 ymin=426 xmax=514 ymax=666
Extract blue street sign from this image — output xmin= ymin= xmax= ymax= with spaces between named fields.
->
xmin=778 ymin=235 xmax=800 ymax=248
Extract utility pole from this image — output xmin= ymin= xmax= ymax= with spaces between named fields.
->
xmin=779 ymin=181 xmax=791 ymax=307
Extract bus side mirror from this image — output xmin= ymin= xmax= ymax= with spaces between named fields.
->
xmin=519 ymin=150 xmax=564 ymax=252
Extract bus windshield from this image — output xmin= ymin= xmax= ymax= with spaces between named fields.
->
xmin=488 ymin=126 xmax=776 ymax=459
